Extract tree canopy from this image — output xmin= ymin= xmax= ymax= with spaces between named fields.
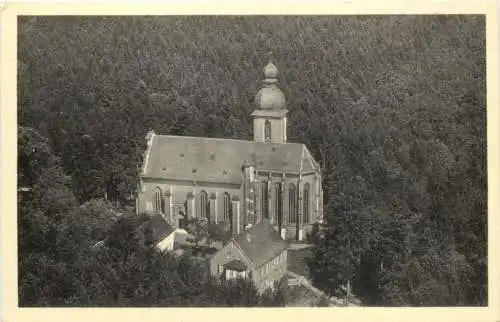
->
xmin=18 ymin=126 xmax=286 ymax=307
xmin=18 ymin=15 xmax=486 ymax=306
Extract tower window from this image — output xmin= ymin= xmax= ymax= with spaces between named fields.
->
xmin=264 ymin=120 xmax=271 ymax=141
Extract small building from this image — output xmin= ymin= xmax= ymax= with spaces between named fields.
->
xmin=209 ymin=221 xmax=288 ymax=292
xmin=136 ymin=214 xmax=189 ymax=251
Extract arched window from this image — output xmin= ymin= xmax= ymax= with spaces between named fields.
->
xmin=264 ymin=120 xmax=271 ymax=141
xmin=199 ymin=190 xmax=209 ymax=220
xmin=303 ymin=183 xmax=310 ymax=224
xmin=153 ymin=187 xmax=163 ymax=214
xmin=288 ymin=183 xmax=296 ymax=224
xmin=274 ymin=183 xmax=282 ymax=225
xmin=223 ymin=192 xmax=231 ymax=222
xmin=261 ymin=181 xmax=269 ymax=219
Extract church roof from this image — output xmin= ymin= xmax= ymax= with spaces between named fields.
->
xmin=141 ymin=134 xmax=317 ymax=184
xmin=231 ymin=222 xmax=288 ymax=269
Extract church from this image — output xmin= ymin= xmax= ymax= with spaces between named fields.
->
xmin=136 ymin=61 xmax=323 ymax=241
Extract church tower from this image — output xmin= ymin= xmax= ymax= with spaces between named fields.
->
xmin=252 ymin=61 xmax=288 ymax=144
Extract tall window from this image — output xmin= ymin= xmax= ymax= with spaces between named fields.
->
xmin=153 ymin=187 xmax=163 ymax=214
xmin=199 ymin=190 xmax=209 ymax=220
xmin=264 ymin=120 xmax=271 ymax=141
xmin=261 ymin=181 xmax=269 ymax=219
xmin=274 ymin=183 xmax=282 ymax=224
xmin=303 ymin=183 xmax=310 ymax=224
xmin=223 ymin=192 xmax=231 ymax=222
xmin=288 ymin=183 xmax=296 ymax=224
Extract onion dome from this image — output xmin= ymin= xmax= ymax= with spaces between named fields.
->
xmin=254 ymin=61 xmax=286 ymax=110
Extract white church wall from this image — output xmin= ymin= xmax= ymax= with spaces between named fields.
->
xmin=253 ymin=117 xmax=286 ymax=143
xmin=269 ymin=118 xmax=286 ymax=143
xmin=138 ymin=178 xmax=242 ymax=222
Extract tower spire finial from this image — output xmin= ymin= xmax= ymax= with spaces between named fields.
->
xmin=263 ymin=52 xmax=279 ymax=84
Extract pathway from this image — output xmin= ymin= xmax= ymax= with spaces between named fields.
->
xmin=286 ymin=270 xmax=360 ymax=307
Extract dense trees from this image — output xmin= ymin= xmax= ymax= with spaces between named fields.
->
xmin=18 ymin=127 xmax=285 ymax=307
xmin=18 ymin=15 xmax=486 ymax=306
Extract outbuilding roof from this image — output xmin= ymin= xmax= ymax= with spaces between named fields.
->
xmin=136 ymin=215 xmax=175 ymax=245
xmin=231 ymin=221 xmax=288 ymax=268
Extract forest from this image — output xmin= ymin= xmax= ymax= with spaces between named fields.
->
xmin=17 ymin=15 xmax=486 ymax=306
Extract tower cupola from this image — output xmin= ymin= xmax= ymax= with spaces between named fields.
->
xmin=254 ymin=61 xmax=286 ymax=110
xmin=251 ymin=59 xmax=289 ymax=144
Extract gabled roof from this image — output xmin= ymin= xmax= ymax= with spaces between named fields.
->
xmin=136 ymin=215 xmax=175 ymax=244
xmin=91 ymin=215 xmax=175 ymax=250
xmin=231 ymin=222 xmax=288 ymax=268
xmin=141 ymin=134 xmax=317 ymax=184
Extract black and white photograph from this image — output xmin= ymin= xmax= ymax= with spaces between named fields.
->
xmin=11 ymin=9 xmax=490 ymax=310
